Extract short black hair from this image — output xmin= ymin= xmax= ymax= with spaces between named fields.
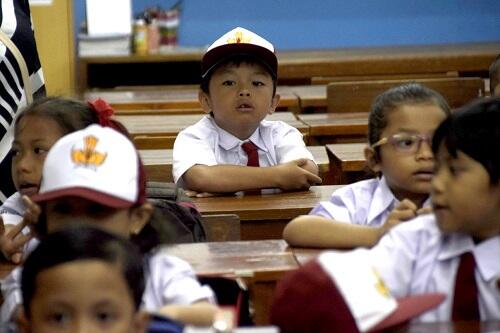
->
xmin=432 ymin=96 xmax=500 ymax=184
xmin=489 ymin=54 xmax=500 ymax=94
xmin=368 ymin=82 xmax=451 ymax=158
xmin=200 ymin=54 xmax=277 ymax=96
xmin=21 ymin=226 xmax=145 ymax=316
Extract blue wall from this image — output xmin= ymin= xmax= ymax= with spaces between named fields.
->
xmin=73 ymin=0 xmax=500 ymax=49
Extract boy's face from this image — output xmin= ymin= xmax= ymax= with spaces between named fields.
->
xmin=432 ymin=146 xmax=500 ymax=240
xmin=20 ymin=259 xmax=145 ymax=333
xmin=43 ymin=197 xmax=150 ymax=237
xmin=11 ymin=115 xmax=65 ymax=197
xmin=368 ymin=103 xmax=447 ymax=206
xmin=199 ymin=62 xmax=280 ymax=140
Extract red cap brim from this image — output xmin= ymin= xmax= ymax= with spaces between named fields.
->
xmin=32 ymin=187 xmax=135 ymax=209
xmin=369 ymin=293 xmax=446 ymax=332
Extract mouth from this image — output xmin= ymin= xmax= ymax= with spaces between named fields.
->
xmin=18 ymin=183 xmax=39 ymax=196
xmin=413 ymin=168 xmax=434 ymax=181
xmin=236 ymin=102 xmax=254 ymax=112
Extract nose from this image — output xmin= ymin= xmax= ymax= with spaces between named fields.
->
xmin=15 ymin=152 xmax=33 ymax=174
xmin=415 ymin=139 xmax=433 ymax=160
xmin=239 ymin=85 xmax=251 ymax=97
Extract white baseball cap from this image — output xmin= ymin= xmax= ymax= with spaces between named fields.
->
xmin=270 ymin=249 xmax=445 ymax=333
xmin=201 ymin=27 xmax=277 ymax=79
xmin=32 ymin=124 xmax=146 ymax=208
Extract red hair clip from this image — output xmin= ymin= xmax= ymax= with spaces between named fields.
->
xmin=88 ymin=98 xmax=115 ymax=127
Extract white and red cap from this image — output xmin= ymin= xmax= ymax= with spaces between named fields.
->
xmin=32 ymin=124 xmax=146 ymax=208
xmin=201 ymin=26 xmax=277 ymax=79
xmin=270 ymin=249 xmax=445 ymax=333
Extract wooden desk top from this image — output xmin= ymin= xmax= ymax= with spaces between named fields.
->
xmin=297 ymin=112 xmax=368 ymax=136
xmin=115 ymin=112 xmax=308 ymax=137
xmin=193 ymin=185 xmax=340 ymax=221
xmin=139 ymin=146 xmax=330 ymax=183
xmin=326 ymin=143 xmax=366 ymax=172
xmin=158 ymin=240 xmax=298 ymax=278
xmin=276 ymin=42 xmax=500 ymax=79
xmin=84 ymin=85 xmax=300 ymax=111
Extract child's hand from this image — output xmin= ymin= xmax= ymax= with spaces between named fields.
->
xmin=0 ymin=214 xmax=33 ymax=264
xmin=275 ymin=159 xmax=323 ymax=190
xmin=379 ymin=199 xmax=419 ymax=237
xmin=22 ymin=195 xmax=41 ymax=226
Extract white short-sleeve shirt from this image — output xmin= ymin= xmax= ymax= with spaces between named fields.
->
xmin=309 ymin=177 xmax=431 ymax=227
xmin=0 ymin=250 xmax=215 ymax=324
xmin=368 ymin=214 xmax=500 ymax=321
xmin=141 ymin=251 xmax=215 ymax=310
xmin=172 ymin=116 xmax=313 ymax=185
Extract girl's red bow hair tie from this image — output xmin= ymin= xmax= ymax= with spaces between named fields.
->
xmin=88 ymin=98 xmax=115 ymax=127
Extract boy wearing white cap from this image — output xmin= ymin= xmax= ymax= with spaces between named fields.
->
xmin=1 ymin=125 xmax=217 ymax=326
xmin=173 ymin=27 xmax=321 ymax=196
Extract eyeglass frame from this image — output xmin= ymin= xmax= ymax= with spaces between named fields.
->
xmin=370 ymin=133 xmax=433 ymax=154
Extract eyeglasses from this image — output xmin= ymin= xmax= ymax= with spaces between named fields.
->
xmin=371 ymin=133 xmax=432 ymax=154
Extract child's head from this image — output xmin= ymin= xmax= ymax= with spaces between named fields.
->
xmin=488 ymin=54 xmax=500 ymax=96
xmin=11 ymin=97 xmax=125 ymax=198
xmin=198 ymin=27 xmax=280 ymax=140
xmin=431 ymin=97 xmax=500 ymax=240
xmin=31 ymin=124 xmax=154 ymax=251
xmin=20 ymin=226 xmax=147 ymax=333
xmin=365 ymin=83 xmax=451 ymax=206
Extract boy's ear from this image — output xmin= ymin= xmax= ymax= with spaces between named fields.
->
xmin=129 ymin=202 xmax=154 ymax=236
xmin=198 ymin=90 xmax=212 ymax=114
xmin=269 ymin=93 xmax=281 ymax=115
xmin=364 ymin=146 xmax=381 ymax=173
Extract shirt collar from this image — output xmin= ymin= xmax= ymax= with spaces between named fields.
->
xmin=439 ymin=234 xmax=500 ymax=281
xmin=215 ymin=122 xmax=268 ymax=152
xmin=366 ymin=176 xmax=398 ymax=224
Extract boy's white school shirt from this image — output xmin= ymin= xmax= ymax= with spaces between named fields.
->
xmin=309 ymin=176 xmax=431 ymax=226
xmin=172 ymin=115 xmax=314 ymax=186
xmin=367 ymin=214 xmax=500 ymax=321
xmin=0 ymin=250 xmax=215 ymax=323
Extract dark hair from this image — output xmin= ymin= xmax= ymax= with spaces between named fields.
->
xmin=15 ymin=96 xmax=130 ymax=137
xmin=200 ymin=54 xmax=277 ymax=96
xmin=432 ymin=97 xmax=500 ymax=184
xmin=489 ymin=54 xmax=500 ymax=94
xmin=368 ymin=82 xmax=451 ymax=157
xmin=21 ymin=226 xmax=145 ymax=316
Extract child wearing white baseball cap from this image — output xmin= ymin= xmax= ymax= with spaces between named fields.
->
xmin=173 ymin=27 xmax=321 ymax=197
xmin=1 ymin=124 xmax=217 ymax=327
xmin=270 ymin=249 xmax=445 ymax=333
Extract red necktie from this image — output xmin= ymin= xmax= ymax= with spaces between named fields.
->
xmin=242 ymin=141 xmax=260 ymax=167
xmin=452 ymin=252 xmax=480 ymax=321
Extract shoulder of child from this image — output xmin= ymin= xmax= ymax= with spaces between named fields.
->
xmin=382 ymin=213 xmax=440 ymax=242
xmin=147 ymin=250 xmax=196 ymax=276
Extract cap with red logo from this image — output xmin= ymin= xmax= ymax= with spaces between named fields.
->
xmin=32 ymin=124 xmax=146 ymax=208
xmin=201 ymin=27 xmax=277 ymax=79
xmin=270 ymin=249 xmax=445 ymax=333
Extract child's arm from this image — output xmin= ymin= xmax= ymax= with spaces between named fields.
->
xmin=182 ymin=158 xmax=322 ymax=193
xmin=284 ymin=215 xmax=385 ymax=248
xmin=284 ymin=199 xmax=428 ymax=249
xmin=158 ymin=301 xmax=218 ymax=326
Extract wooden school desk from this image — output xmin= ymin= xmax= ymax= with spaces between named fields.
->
xmin=159 ymin=239 xmax=298 ymax=325
xmin=297 ymin=112 xmax=369 ymax=144
xmin=84 ymin=85 xmax=301 ymax=113
xmin=192 ymin=185 xmax=341 ymax=240
xmin=139 ymin=146 xmax=331 ymax=184
xmin=326 ymin=143 xmax=368 ymax=184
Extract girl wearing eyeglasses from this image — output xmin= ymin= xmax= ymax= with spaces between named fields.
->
xmin=284 ymin=83 xmax=451 ymax=249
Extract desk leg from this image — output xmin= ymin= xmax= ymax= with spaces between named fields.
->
xmin=248 ymin=281 xmax=277 ymax=325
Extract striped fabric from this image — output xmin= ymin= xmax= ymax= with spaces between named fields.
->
xmin=0 ymin=0 xmax=45 ymax=202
